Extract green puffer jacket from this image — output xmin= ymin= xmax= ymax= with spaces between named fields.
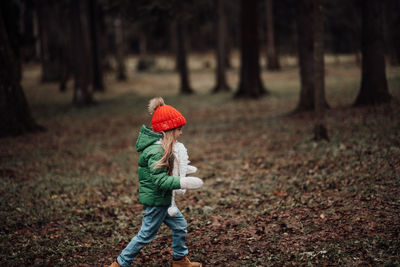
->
xmin=135 ymin=125 xmax=181 ymax=206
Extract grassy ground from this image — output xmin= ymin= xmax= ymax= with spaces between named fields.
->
xmin=1 ymin=55 xmax=400 ymax=266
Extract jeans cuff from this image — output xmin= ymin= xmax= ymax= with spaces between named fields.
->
xmin=117 ymin=256 xmax=129 ymax=267
xmin=173 ymin=253 xmax=188 ymax=261
xmin=173 ymin=255 xmax=183 ymax=261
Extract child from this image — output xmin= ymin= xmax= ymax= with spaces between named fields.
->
xmin=109 ymin=97 xmax=203 ymax=267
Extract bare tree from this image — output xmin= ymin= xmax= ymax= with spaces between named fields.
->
xmin=354 ymin=0 xmax=391 ymax=106
xmin=213 ymin=0 xmax=230 ymax=93
xmin=265 ymin=0 xmax=280 ymax=70
xmin=384 ymin=0 xmax=400 ymax=65
xmin=36 ymin=1 xmax=63 ymax=82
xmin=88 ymin=0 xmax=105 ymax=91
xmin=295 ymin=0 xmax=328 ymax=112
xmin=20 ymin=0 xmax=37 ymax=62
xmin=175 ymin=14 xmax=193 ymax=94
xmin=69 ymin=0 xmax=95 ymax=106
xmin=59 ymin=0 xmax=73 ymax=92
xmin=313 ymin=0 xmax=328 ymax=141
xmin=114 ymin=16 xmax=127 ymax=81
xmin=235 ymin=0 xmax=267 ymax=98
xmin=295 ymin=0 xmax=314 ymax=111
xmin=0 ymin=7 xmax=43 ymax=137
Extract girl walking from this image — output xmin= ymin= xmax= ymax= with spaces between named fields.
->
xmin=109 ymin=97 xmax=203 ymax=267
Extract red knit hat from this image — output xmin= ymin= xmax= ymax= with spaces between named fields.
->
xmin=148 ymin=97 xmax=186 ymax=132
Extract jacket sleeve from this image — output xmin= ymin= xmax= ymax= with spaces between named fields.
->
xmin=147 ymin=149 xmax=181 ymax=191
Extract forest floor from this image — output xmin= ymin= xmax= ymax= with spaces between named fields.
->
xmin=1 ymin=56 xmax=400 ymax=266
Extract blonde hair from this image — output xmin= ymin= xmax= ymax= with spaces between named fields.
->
xmin=155 ymin=129 xmax=178 ymax=174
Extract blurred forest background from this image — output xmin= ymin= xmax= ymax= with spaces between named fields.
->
xmin=1 ymin=0 xmax=399 ymax=266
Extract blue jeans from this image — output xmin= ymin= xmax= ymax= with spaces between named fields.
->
xmin=117 ymin=206 xmax=188 ymax=267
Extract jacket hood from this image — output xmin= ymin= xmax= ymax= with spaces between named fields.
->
xmin=136 ymin=125 xmax=162 ymax=152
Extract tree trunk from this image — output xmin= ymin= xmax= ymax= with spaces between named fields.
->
xmin=176 ymin=16 xmax=193 ymax=94
xmin=313 ymin=0 xmax=328 ymax=141
xmin=58 ymin=1 xmax=73 ymax=92
xmin=213 ymin=0 xmax=230 ymax=93
xmin=20 ymin=0 xmax=37 ymax=62
xmin=354 ymin=0 xmax=391 ymax=106
xmin=384 ymin=0 xmax=400 ymax=66
xmin=295 ymin=0 xmax=314 ymax=111
xmin=139 ymin=31 xmax=147 ymax=57
xmin=88 ymin=0 xmax=104 ymax=91
xmin=0 ymin=8 xmax=43 ymax=137
xmin=1 ymin=0 xmax=22 ymax=82
xmin=265 ymin=0 xmax=280 ymax=71
xmin=225 ymin=39 xmax=232 ymax=69
xmin=70 ymin=0 xmax=94 ymax=106
xmin=37 ymin=1 xmax=63 ymax=82
xmin=295 ymin=0 xmax=329 ymax=112
xmin=114 ymin=17 xmax=127 ymax=81
xmin=169 ymin=21 xmax=179 ymax=71
xmin=236 ymin=0 xmax=267 ymax=98
xmin=33 ymin=9 xmax=41 ymax=62
xmin=224 ymin=0 xmax=236 ymax=69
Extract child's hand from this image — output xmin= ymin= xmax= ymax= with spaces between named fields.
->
xmin=180 ymin=176 xmax=203 ymax=189
xmin=186 ymin=165 xmax=198 ymax=174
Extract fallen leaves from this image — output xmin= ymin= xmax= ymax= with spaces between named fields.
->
xmin=1 ymin=65 xmax=400 ymax=266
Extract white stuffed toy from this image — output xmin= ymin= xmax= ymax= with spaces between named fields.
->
xmin=168 ymin=142 xmax=198 ymax=216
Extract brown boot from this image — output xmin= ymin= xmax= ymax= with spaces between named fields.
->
xmin=172 ymin=256 xmax=202 ymax=267
xmin=108 ymin=261 xmax=120 ymax=267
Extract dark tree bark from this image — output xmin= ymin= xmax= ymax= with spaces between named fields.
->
xmin=295 ymin=0 xmax=314 ymax=111
xmin=114 ymin=17 xmax=127 ymax=81
xmin=354 ymin=0 xmax=391 ymax=106
xmin=224 ymin=1 xmax=233 ymax=70
xmin=69 ymin=0 xmax=94 ymax=106
xmin=136 ymin=25 xmax=155 ymax=72
xmin=33 ymin=9 xmax=41 ymax=62
xmin=386 ymin=0 xmax=400 ymax=65
xmin=58 ymin=0 xmax=73 ymax=92
xmin=1 ymin=0 xmax=22 ymax=82
xmin=139 ymin=30 xmax=147 ymax=58
xmin=88 ymin=0 xmax=104 ymax=91
xmin=213 ymin=0 xmax=230 ymax=93
xmin=265 ymin=0 xmax=280 ymax=70
xmin=0 ymin=8 xmax=43 ymax=137
xmin=169 ymin=21 xmax=178 ymax=71
xmin=36 ymin=1 xmax=63 ymax=82
xmin=295 ymin=0 xmax=329 ymax=112
xmin=313 ymin=0 xmax=328 ymax=141
xmin=236 ymin=0 xmax=267 ymax=98
xmin=224 ymin=38 xmax=232 ymax=69
xmin=20 ymin=0 xmax=37 ymax=62
xmin=175 ymin=16 xmax=193 ymax=94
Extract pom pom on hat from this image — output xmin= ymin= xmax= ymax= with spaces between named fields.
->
xmin=148 ymin=97 xmax=186 ymax=132
xmin=148 ymin=97 xmax=165 ymax=115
